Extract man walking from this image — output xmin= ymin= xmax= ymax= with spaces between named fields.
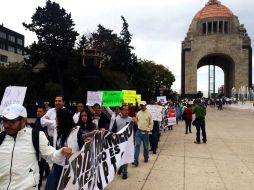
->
xmin=0 ymin=104 xmax=72 ymax=190
xmin=30 ymin=105 xmax=50 ymax=189
xmin=111 ymin=105 xmax=133 ymax=179
xmin=133 ymin=101 xmax=153 ymax=166
xmin=41 ymin=95 xmax=65 ymax=146
xmin=192 ymin=98 xmax=207 ymax=144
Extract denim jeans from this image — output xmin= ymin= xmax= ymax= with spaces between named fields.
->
xmin=149 ymin=121 xmax=160 ymax=152
xmin=134 ymin=129 xmax=149 ymax=161
xmin=45 ymin=164 xmax=63 ymax=190
xmin=185 ymin=119 xmax=192 ymax=133
xmin=195 ymin=119 xmax=207 ymax=142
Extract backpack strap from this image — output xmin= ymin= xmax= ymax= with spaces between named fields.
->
xmin=32 ymin=129 xmax=40 ymax=161
xmin=0 ymin=131 xmax=7 ymax=146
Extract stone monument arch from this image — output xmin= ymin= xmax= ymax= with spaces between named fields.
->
xmin=181 ymin=0 xmax=252 ymax=97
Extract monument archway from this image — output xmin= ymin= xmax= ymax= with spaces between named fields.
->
xmin=197 ymin=54 xmax=235 ymax=97
xmin=181 ymin=0 xmax=252 ymax=98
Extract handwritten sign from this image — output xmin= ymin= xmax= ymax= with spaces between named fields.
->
xmin=167 ymin=109 xmax=176 ymax=125
xmin=102 ymin=91 xmax=123 ymax=107
xmin=146 ymin=105 xmax=163 ymax=121
xmin=157 ymin=96 xmax=167 ymax=104
xmin=0 ymin=86 xmax=27 ymax=114
xmin=86 ymin=91 xmax=102 ymax=106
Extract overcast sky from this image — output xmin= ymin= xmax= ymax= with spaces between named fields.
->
xmin=1 ymin=0 xmax=254 ymax=95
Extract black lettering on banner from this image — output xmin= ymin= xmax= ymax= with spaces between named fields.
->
xmin=114 ymin=145 xmax=120 ymax=155
xmin=101 ymin=152 xmax=107 ymax=161
xmin=109 ymin=147 xmax=114 ymax=157
xmin=103 ymin=161 xmax=109 ymax=184
xmin=58 ymin=165 xmax=71 ymax=189
xmin=97 ymin=166 xmax=103 ymax=190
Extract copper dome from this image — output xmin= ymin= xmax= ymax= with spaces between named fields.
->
xmin=194 ymin=0 xmax=233 ymax=20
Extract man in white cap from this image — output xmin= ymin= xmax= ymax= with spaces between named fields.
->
xmin=132 ymin=101 xmax=153 ymax=166
xmin=0 ymin=104 xmax=72 ymax=190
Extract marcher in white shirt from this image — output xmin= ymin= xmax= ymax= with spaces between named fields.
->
xmin=0 ymin=104 xmax=72 ymax=190
xmin=41 ymin=96 xmax=64 ymax=145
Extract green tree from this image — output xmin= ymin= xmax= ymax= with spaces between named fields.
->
xmin=23 ymin=0 xmax=79 ymax=97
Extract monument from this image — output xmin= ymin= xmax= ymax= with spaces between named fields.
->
xmin=181 ymin=0 xmax=252 ymax=97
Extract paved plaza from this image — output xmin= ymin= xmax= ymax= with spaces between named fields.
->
xmin=106 ymin=105 xmax=254 ymax=190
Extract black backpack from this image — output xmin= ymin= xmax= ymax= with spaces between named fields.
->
xmin=0 ymin=129 xmax=40 ymax=161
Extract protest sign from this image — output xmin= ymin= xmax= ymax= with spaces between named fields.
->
xmin=135 ymin=94 xmax=141 ymax=105
xmin=0 ymin=86 xmax=27 ymax=114
xmin=102 ymin=91 xmax=123 ymax=107
xmin=123 ymin=90 xmax=136 ymax=104
xmin=58 ymin=122 xmax=134 ymax=190
xmin=167 ymin=109 xmax=176 ymax=125
xmin=146 ymin=105 xmax=163 ymax=121
xmin=157 ymin=96 xmax=167 ymax=104
xmin=86 ymin=91 xmax=102 ymax=106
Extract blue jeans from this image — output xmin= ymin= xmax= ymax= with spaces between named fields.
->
xmin=45 ymin=164 xmax=63 ymax=190
xmin=195 ymin=119 xmax=207 ymax=142
xmin=134 ymin=129 xmax=149 ymax=161
xmin=185 ymin=119 xmax=192 ymax=133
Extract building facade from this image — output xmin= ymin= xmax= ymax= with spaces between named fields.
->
xmin=181 ymin=0 xmax=252 ymax=97
xmin=0 ymin=24 xmax=24 ymax=64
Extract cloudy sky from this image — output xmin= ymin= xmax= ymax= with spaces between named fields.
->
xmin=1 ymin=0 xmax=254 ymax=95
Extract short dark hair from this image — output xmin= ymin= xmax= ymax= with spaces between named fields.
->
xmin=37 ymin=105 xmax=46 ymax=112
xmin=55 ymin=95 xmax=65 ymax=102
xmin=120 ymin=105 xmax=128 ymax=110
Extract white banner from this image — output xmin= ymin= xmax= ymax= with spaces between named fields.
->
xmin=156 ymin=96 xmax=167 ymax=104
xmin=0 ymin=86 xmax=27 ymax=114
xmin=57 ymin=122 xmax=134 ymax=190
xmin=86 ymin=91 xmax=102 ymax=106
xmin=146 ymin=105 xmax=163 ymax=121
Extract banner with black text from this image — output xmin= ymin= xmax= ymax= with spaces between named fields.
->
xmin=57 ymin=122 xmax=134 ymax=190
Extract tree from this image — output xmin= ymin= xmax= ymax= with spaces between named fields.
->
xmin=23 ymin=0 xmax=79 ymax=98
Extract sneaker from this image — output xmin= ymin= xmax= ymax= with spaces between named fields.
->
xmin=153 ymin=151 xmax=157 ymax=154
xmin=203 ymin=141 xmax=207 ymax=144
xmin=194 ymin=141 xmax=201 ymax=144
xmin=122 ymin=174 xmax=128 ymax=180
xmin=144 ymin=159 xmax=149 ymax=163
xmin=185 ymin=132 xmax=188 ymax=134
xmin=132 ymin=160 xmax=139 ymax=167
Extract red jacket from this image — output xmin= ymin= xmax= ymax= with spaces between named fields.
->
xmin=183 ymin=108 xmax=192 ymax=120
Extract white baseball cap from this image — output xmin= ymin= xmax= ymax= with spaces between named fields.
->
xmin=140 ymin=101 xmax=147 ymax=106
xmin=1 ymin=104 xmax=27 ymax=120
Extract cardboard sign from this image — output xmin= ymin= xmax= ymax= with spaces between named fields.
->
xmin=102 ymin=91 xmax=123 ymax=107
xmin=146 ymin=105 xmax=163 ymax=121
xmin=123 ymin=90 xmax=137 ymax=104
xmin=58 ymin=123 xmax=134 ymax=190
xmin=0 ymin=86 xmax=27 ymax=114
xmin=167 ymin=109 xmax=176 ymax=125
xmin=86 ymin=91 xmax=102 ymax=106
xmin=157 ymin=96 xmax=167 ymax=104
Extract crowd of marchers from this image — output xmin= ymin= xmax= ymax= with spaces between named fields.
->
xmin=0 ymin=96 xmax=207 ymax=190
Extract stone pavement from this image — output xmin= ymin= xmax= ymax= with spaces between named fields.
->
xmin=105 ymin=106 xmax=254 ymax=190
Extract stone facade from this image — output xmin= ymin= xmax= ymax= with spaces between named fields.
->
xmin=181 ymin=0 xmax=252 ymax=97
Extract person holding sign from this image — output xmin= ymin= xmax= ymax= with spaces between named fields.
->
xmin=111 ymin=105 xmax=133 ymax=179
xmin=133 ymin=101 xmax=153 ymax=166
xmin=45 ymin=108 xmax=84 ymax=190
xmin=0 ymin=104 xmax=72 ymax=190
xmin=78 ymin=110 xmax=97 ymax=142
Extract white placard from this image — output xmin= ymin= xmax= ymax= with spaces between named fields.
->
xmin=157 ymin=96 xmax=167 ymax=104
xmin=0 ymin=86 xmax=27 ymax=114
xmin=146 ymin=105 xmax=163 ymax=121
xmin=86 ymin=91 xmax=102 ymax=106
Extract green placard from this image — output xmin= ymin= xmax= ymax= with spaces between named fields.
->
xmin=102 ymin=91 xmax=123 ymax=107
